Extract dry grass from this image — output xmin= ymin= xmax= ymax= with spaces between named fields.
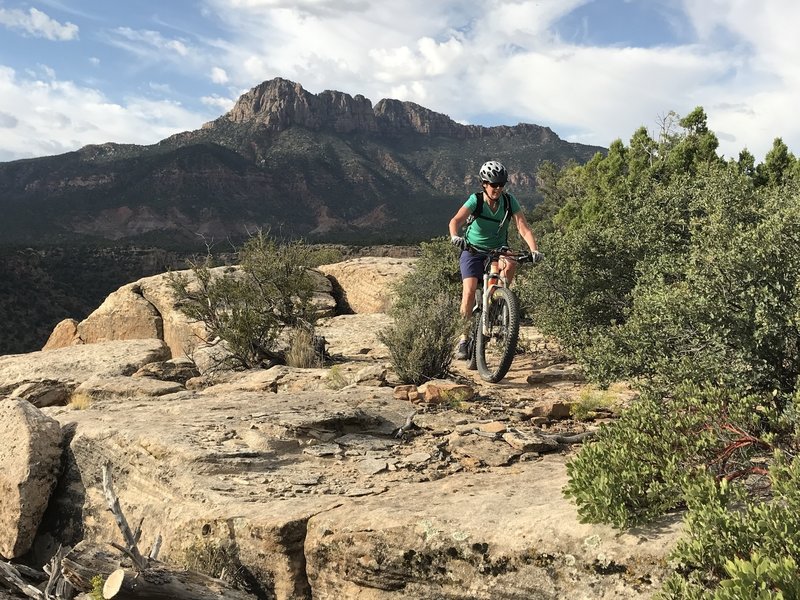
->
xmin=286 ymin=327 xmax=323 ymax=368
xmin=326 ymin=365 xmax=350 ymax=390
xmin=67 ymin=392 xmax=92 ymax=410
xmin=571 ymin=386 xmax=618 ymax=420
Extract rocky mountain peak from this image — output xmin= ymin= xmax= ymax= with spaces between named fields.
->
xmin=224 ymin=77 xmax=378 ymax=133
xmin=224 ymin=78 xmax=468 ymax=136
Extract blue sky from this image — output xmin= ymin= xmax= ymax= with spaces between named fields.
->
xmin=0 ymin=0 xmax=797 ymax=163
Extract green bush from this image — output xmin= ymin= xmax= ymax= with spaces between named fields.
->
xmin=659 ymin=452 xmax=800 ymax=598
xmin=564 ymin=384 xmax=784 ymax=528
xmin=169 ymin=231 xmax=324 ymax=369
xmin=521 ymin=108 xmax=800 ymax=598
xmin=389 ymin=236 xmax=461 ymax=313
xmin=379 ymin=291 xmax=460 ymax=385
xmin=379 ymin=236 xmax=462 ymax=384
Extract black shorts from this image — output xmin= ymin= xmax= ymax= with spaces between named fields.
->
xmin=459 ymin=250 xmax=486 ymax=280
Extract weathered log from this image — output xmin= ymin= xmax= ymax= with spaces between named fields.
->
xmin=0 ymin=560 xmax=43 ymax=599
xmin=62 ymin=543 xmax=255 ymax=600
xmin=101 ymin=464 xmax=147 ymax=571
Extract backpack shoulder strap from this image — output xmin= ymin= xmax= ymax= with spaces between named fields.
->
xmin=469 ymin=191 xmax=511 ymax=228
xmin=500 ymin=192 xmax=512 ymax=226
xmin=472 ymin=191 xmax=484 ymax=217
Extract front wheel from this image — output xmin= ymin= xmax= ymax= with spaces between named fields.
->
xmin=476 ymin=287 xmax=520 ymax=383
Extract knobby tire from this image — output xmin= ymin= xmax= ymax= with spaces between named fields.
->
xmin=476 ymin=287 xmax=520 ymax=383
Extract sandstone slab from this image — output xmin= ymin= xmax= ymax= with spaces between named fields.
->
xmin=318 ymin=257 xmax=415 ymax=314
xmin=316 ymin=313 xmax=393 ymax=360
xmin=0 ymin=339 xmax=170 ymax=406
xmin=74 ymin=375 xmax=185 ymax=401
xmin=304 ymin=456 xmax=682 ymax=599
xmin=37 ymin=388 xmax=413 ymax=598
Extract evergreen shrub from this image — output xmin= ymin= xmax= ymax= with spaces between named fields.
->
xmin=379 ymin=237 xmax=462 ymax=384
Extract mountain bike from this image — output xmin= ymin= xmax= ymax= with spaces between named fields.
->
xmin=464 ymin=245 xmax=541 ymax=383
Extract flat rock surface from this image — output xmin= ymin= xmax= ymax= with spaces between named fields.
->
xmin=37 ymin=362 xmax=668 ymax=599
xmin=306 ymin=455 xmax=682 ymax=599
xmin=0 ymin=339 xmax=170 ymax=399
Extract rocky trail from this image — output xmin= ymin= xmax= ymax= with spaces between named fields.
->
xmin=0 ymin=258 xmax=680 ymax=600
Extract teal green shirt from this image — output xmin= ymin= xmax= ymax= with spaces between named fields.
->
xmin=463 ymin=192 xmax=521 ymax=250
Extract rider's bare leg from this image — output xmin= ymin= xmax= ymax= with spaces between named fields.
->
xmin=499 ymin=256 xmax=518 ymax=285
xmin=460 ymin=277 xmax=479 ymax=319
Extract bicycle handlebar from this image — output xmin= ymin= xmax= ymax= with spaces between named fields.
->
xmin=463 ymin=242 xmax=544 ymax=264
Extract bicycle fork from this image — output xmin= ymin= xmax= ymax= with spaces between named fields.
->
xmin=480 ymin=270 xmax=505 ymax=336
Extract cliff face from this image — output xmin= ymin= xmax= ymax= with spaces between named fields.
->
xmin=224 ymin=78 xmax=380 ymax=133
xmin=0 ymin=78 xmax=605 ymax=246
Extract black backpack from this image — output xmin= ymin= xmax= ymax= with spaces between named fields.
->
xmin=466 ymin=191 xmax=513 ymax=231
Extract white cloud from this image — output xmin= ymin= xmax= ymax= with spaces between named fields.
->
xmin=211 ymin=67 xmax=229 ymax=84
xmin=0 ymin=66 xmax=210 ymax=160
xmin=0 ymin=7 xmax=78 ymax=41
xmin=1 ymin=0 xmax=798 ymax=163
xmin=107 ymin=27 xmax=195 ymax=62
xmin=194 ymin=0 xmax=799 ymax=160
xmin=201 ymin=94 xmax=236 ymax=111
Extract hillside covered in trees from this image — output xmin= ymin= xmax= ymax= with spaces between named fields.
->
xmin=514 ymin=107 xmax=800 ymax=597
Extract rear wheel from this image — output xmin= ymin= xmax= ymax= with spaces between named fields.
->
xmin=476 ymin=287 xmax=520 ymax=383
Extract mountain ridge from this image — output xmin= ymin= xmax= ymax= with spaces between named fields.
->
xmin=0 ymin=77 xmax=605 ymax=247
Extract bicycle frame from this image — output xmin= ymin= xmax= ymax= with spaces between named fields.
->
xmin=463 ymin=244 xmax=534 ymax=382
xmin=466 ymin=245 xmax=525 ymax=329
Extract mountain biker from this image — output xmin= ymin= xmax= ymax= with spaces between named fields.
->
xmin=448 ymin=160 xmax=541 ymax=360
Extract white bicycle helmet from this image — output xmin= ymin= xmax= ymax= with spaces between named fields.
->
xmin=479 ymin=160 xmax=508 ymax=184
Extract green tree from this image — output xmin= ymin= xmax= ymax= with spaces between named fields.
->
xmin=519 ymin=107 xmax=800 ymax=598
xmin=755 ymin=137 xmax=796 ymax=187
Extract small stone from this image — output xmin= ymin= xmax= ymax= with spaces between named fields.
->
xmin=358 ymin=458 xmax=388 ymax=475
xmin=393 ymin=384 xmax=416 ymax=400
xmin=479 ymin=421 xmax=507 ymax=434
xmin=529 ymin=400 xmax=575 ymax=420
xmin=291 ymin=476 xmax=321 ymax=486
xmin=502 ymin=430 xmax=559 ymax=453
xmin=303 ymin=443 xmax=342 ymax=457
xmin=406 ymin=452 xmax=432 ymax=464
xmin=345 ymin=487 xmax=375 ymax=497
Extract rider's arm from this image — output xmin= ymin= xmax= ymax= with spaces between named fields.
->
xmin=449 ymin=205 xmax=474 ymax=237
xmin=513 ymin=210 xmax=539 ymax=253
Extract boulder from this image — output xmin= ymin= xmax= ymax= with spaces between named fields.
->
xmin=0 ymin=339 xmax=170 ymax=406
xmin=43 ymin=266 xmax=338 ymax=359
xmin=42 ymin=318 xmax=80 ymax=351
xmin=318 ymin=257 xmax=415 ymax=313
xmin=77 ymin=284 xmax=163 ymax=344
xmin=0 ymin=399 xmax=62 ymax=559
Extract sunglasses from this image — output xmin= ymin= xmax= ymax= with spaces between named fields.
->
xmin=483 ymin=181 xmax=505 ymax=189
